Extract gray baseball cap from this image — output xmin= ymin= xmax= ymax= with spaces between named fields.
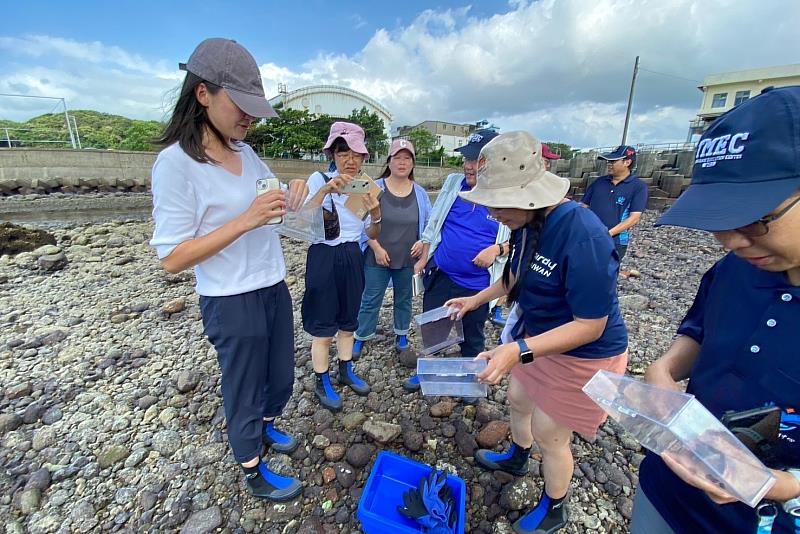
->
xmin=179 ymin=38 xmax=277 ymax=118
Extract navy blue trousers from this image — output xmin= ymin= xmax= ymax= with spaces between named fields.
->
xmin=423 ymin=269 xmax=490 ymax=358
xmin=200 ymin=282 xmax=295 ymax=463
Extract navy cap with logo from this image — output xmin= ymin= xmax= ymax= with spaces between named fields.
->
xmin=656 ymin=85 xmax=800 ymax=231
xmin=598 ymin=145 xmax=637 ymax=166
xmin=455 ymin=129 xmax=500 ymax=160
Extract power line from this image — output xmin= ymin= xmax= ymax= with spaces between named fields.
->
xmin=638 ymin=67 xmax=701 ymax=85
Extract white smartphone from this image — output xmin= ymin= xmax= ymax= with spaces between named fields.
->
xmin=256 ymin=178 xmax=283 ymax=225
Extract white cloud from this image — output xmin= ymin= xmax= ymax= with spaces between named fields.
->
xmin=2 ymin=0 xmax=799 ymax=147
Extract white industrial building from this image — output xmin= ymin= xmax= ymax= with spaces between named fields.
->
xmin=268 ymin=85 xmax=393 ymax=141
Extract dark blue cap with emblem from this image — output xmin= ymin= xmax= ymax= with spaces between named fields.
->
xmin=598 ymin=145 xmax=637 ymax=166
xmin=455 ymin=129 xmax=500 ymax=160
xmin=657 ymin=85 xmax=800 ymax=231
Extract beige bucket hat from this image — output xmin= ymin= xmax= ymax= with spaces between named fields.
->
xmin=459 ymin=131 xmax=570 ymax=210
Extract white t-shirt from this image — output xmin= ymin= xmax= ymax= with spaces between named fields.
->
xmin=149 ymin=142 xmax=286 ymax=297
xmin=305 ymin=170 xmax=370 ymax=246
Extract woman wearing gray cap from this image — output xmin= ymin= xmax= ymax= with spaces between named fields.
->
xmin=632 ymin=86 xmax=800 ymax=534
xmin=150 ymin=38 xmax=306 ymax=502
xmin=446 ymin=131 xmax=628 ymax=534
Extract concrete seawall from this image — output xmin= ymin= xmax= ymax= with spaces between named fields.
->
xmin=0 ymin=147 xmax=697 ymax=209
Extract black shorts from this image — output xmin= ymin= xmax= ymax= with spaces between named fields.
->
xmin=615 ymin=244 xmax=628 ymax=261
xmin=302 ymin=242 xmax=365 ymax=337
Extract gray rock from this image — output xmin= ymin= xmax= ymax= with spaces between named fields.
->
xmin=176 ymin=370 xmax=200 ymax=393
xmin=0 ymin=413 xmax=23 ymax=434
xmin=362 ymin=419 xmax=402 ymax=444
xmin=341 ymin=411 xmax=367 ymax=431
xmin=138 ymin=395 xmax=159 ymax=410
xmin=312 ymin=434 xmax=331 ymax=449
xmin=18 ymin=488 xmax=41 ymax=514
xmin=152 ymin=430 xmax=182 ymax=457
xmin=41 ymin=406 xmax=63 ymax=425
xmin=345 ymin=444 xmax=373 ymax=468
xmin=24 ymin=468 xmax=52 ymax=491
xmin=97 ymin=445 xmax=130 ymax=469
xmin=38 ymin=252 xmax=68 ymax=271
xmin=499 ymin=478 xmax=536 ymax=511
xmin=114 ymin=486 xmax=138 ymax=505
xmin=32 ymin=427 xmax=57 ymax=451
xmin=403 ymin=430 xmax=424 ymax=452
xmin=5 ymin=382 xmax=31 ymax=400
xmin=334 ymin=462 xmax=356 ymax=488
xmin=619 ymin=294 xmax=649 ymax=311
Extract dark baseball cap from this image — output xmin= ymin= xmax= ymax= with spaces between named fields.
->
xmin=455 ymin=129 xmax=500 ymax=160
xmin=180 ymin=38 xmax=277 ymax=118
xmin=657 ymin=85 xmax=800 ymax=231
xmin=599 ymin=145 xmax=636 ymax=165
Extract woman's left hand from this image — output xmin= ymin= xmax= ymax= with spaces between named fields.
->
xmin=475 ymin=343 xmax=520 ymax=385
xmin=286 ymin=179 xmax=309 ymax=211
xmin=473 ymin=244 xmax=499 ymax=268
xmin=410 ymin=240 xmax=424 ymax=258
xmin=661 ymin=452 xmax=737 ymax=505
xmin=363 ymin=191 xmax=380 ymax=219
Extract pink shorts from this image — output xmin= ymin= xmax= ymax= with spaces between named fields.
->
xmin=510 ymin=350 xmax=628 ymax=438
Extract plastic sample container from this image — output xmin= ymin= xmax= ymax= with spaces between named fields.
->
xmin=583 ymin=370 xmax=776 ymax=507
xmin=357 ymin=451 xmax=466 ymax=534
xmin=417 ymin=358 xmax=488 ymax=398
xmin=414 ymin=306 xmax=464 ymax=356
xmin=274 ymin=203 xmax=325 ymax=243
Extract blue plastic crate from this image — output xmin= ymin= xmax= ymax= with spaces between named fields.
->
xmin=357 ymin=451 xmax=466 ymax=534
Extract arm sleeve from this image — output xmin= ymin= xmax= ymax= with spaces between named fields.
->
xmin=630 ymin=181 xmax=648 ymax=213
xmin=420 ymin=173 xmax=457 ymax=243
xmin=564 ymin=236 xmax=617 ymax=319
xmin=581 ymin=181 xmax=595 ymax=205
xmin=676 ymin=263 xmax=717 ymax=344
xmin=149 ymin=152 xmax=200 ymax=259
xmin=304 ymin=172 xmax=325 ymax=205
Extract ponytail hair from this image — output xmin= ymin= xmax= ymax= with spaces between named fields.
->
xmin=502 ymin=209 xmax=547 ymax=304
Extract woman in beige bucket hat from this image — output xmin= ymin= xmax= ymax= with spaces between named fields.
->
xmin=447 ymin=131 xmax=629 ymax=534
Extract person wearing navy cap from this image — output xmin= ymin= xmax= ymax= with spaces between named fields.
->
xmin=581 ymin=145 xmax=648 ymax=273
xmin=402 ymin=129 xmax=511 ymax=392
xmin=632 ymin=86 xmax=800 ymax=533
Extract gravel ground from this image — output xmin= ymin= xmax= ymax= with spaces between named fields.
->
xmin=0 ymin=206 xmax=723 ymax=534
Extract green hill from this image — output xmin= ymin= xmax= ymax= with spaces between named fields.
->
xmin=1 ymin=110 xmax=163 ymax=151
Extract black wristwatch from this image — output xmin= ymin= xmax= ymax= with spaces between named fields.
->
xmin=516 ymin=339 xmax=534 ymax=364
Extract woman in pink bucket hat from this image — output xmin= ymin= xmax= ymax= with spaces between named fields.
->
xmin=447 ymin=131 xmax=629 ymax=534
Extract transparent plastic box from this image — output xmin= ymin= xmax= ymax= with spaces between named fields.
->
xmin=417 ymin=358 xmax=487 ymax=398
xmin=414 ymin=306 xmax=464 ymax=356
xmin=274 ymin=202 xmax=325 ymax=243
xmin=583 ymin=371 xmax=776 ymax=507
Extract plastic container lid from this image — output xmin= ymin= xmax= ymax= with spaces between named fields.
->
xmin=414 ymin=306 xmax=464 ymax=356
xmin=583 ymin=370 xmax=777 ymax=507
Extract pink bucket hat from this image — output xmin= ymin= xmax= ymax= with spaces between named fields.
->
xmin=323 ymin=122 xmax=369 ymax=158
xmin=389 ymin=138 xmax=415 ymax=159
xmin=541 ymin=143 xmax=561 ymax=160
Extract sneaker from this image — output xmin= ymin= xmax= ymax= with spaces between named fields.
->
xmin=402 ymin=373 xmax=421 ymax=392
xmin=244 ymin=462 xmax=303 ymax=502
xmin=512 ymin=493 xmax=568 ymax=534
xmin=395 ymin=334 xmax=409 ymax=353
xmin=475 ymin=442 xmax=530 ymax=476
xmin=352 ymin=339 xmax=365 ymax=362
xmin=490 ymin=306 xmax=506 ymax=327
xmin=262 ymin=420 xmax=299 ymax=455
xmin=314 ymin=372 xmax=343 ymax=412
xmin=338 ymin=360 xmax=370 ymax=396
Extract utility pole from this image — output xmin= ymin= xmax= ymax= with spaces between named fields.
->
xmin=621 ymin=55 xmax=639 ymax=145
xmin=62 ymin=98 xmax=77 ymax=149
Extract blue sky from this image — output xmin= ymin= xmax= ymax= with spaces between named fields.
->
xmin=2 ymin=0 xmax=799 ymax=147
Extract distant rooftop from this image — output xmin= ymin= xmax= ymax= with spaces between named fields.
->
xmin=700 ymin=64 xmax=800 ymax=90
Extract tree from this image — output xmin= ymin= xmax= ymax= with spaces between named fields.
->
xmin=406 ymin=128 xmax=437 ymax=156
xmin=119 ymin=121 xmax=162 ymax=151
xmin=247 ymin=108 xmax=322 ymax=158
xmin=347 ymin=107 xmax=388 ymax=159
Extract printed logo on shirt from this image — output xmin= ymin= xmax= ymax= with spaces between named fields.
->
xmin=529 ymin=252 xmax=558 ymax=278
xmin=468 ymin=133 xmax=484 ymax=143
xmin=615 ymin=195 xmax=626 ymax=206
xmin=694 ymin=132 xmax=749 ymax=168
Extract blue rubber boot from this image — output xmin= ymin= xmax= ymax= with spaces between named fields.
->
xmin=395 ymin=334 xmax=409 ymax=353
xmin=243 ymin=461 xmax=303 ymax=502
xmin=512 ymin=492 xmax=568 ymax=534
xmin=314 ymin=372 xmax=343 ymax=412
xmin=262 ymin=420 xmax=299 ymax=454
xmin=490 ymin=306 xmax=506 ymax=327
xmin=338 ymin=360 xmax=370 ymax=396
xmin=352 ymin=339 xmax=365 ymax=362
xmin=475 ymin=442 xmax=530 ymax=476
xmin=402 ymin=373 xmax=421 ymax=392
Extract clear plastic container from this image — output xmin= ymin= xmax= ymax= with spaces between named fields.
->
xmin=414 ymin=306 xmax=464 ymax=356
xmin=417 ymin=358 xmax=487 ymax=398
xmin=274 ymin=202 xmax=325 ymax=243
xmin=583 ymin=370 xmax=776 ymax=507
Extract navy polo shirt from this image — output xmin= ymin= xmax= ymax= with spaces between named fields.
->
xmin=434 ymin=179 xmax=499 ymax=291
xmin=581 ymin=174 xmax=648 ymax=246
xmin=510 ymin=201 xmax=628 ymax=358
xmin=639 ymin=253 xmax=800 ymax=534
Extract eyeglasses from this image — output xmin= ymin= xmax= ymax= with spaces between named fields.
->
xmin=733 ymin=196 xmax=800 ymax=237
xmin=334 ymin=151 xmax=362 ymax=162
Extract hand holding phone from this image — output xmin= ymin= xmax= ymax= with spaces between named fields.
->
xmin=341 ymin=179 xmax=370 ymax=194
xmin=256 ymin=178 xmax=284 ymax=225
